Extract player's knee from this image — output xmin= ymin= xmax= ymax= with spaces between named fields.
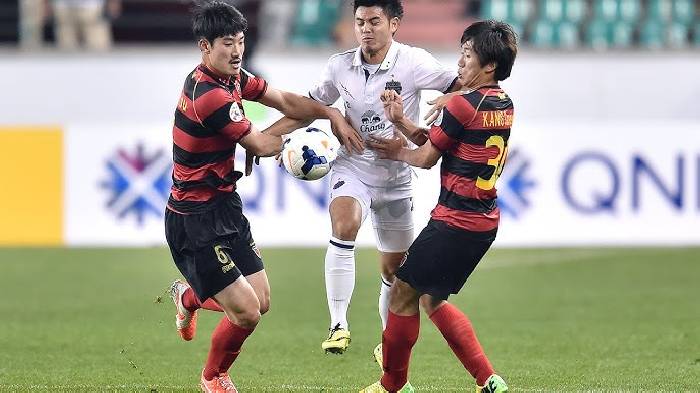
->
xmin=259 ymin=296 xmax=270 ymax=315
xmin=419 ymin=295 xmax=445 ymax=316
xmin=332 ymin=220 xmax=360 ymax=240
xmin=235 ymin=307 xmax=261 ymax=329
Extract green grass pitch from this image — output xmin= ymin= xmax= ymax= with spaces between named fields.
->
xmin=0 ymin=247 xmax=698 ymax=391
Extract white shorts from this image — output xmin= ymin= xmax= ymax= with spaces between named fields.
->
xmin=329 ymin=167 xmax=414 ymax=253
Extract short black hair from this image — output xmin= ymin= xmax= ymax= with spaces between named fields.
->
xmin=353 ymin=0 xmax=404 ymax=20
xmin=461 ymin=20 xmax=518 ymax=81
xmin=192 ymin=0 xmax=247 ymax=44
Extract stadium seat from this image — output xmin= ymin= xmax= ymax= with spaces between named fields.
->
xmin=563 ymin=0 xmax=587 ymax=23
xmin=667 ymin=22 xmax=690 ymax=48
xmin=291 ymin=0 xmax=341 ymax=46
xmin=585 ymin=19 xmax=611 ymax=50
xmin=610 ymin=20 xmax=634 ymax=48
xmin=672 ymin=0 xmax=694 ymax=25
xmin=539 ymin=0 xmax=564 ymax=22
xmin=639 ymin=19 xmax=666 ymax=48
xmin=530 ymin=19 xmax=556 ymax=47
xmin=592 ymin=0 xmax=619 ymax=22
xmin=618 ymin=0 xmax=641 ymax=22
xmin=646 ymin=0 xmax=673 ymax=22
xmin=694 ymin=21 xmax=700 ymax=47
xmin=556 ymin=21 xmax=581 ymax=49
xmin=510 ymin=0 xmax=535 ymax=24
xmin=480 ymin=0 xmax=510 ymax=21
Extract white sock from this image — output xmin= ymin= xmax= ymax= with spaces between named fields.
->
xmin=378 ymin=274 xmax=394 ymax=330
xmin=325 ymin=236 xmax=355 ymax=330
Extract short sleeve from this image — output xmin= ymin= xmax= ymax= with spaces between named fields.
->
xmin=428 ymin=97 xmax=474 ymax=152
xmin=194 ymin=89 xmax=252 ymax=142
xmin=308 ymin=57 xmax=341 ymax=105
xmin=240 ymin=69 xmax=268 ymax=101
xmin=412 ymin=48 xmax=458 ymax=93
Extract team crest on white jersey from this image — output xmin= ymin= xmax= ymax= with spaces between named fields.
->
xmin=230 ymin=103 xmax=244 ymax=122
xmin=385 ymin=79 xmax=402 ymax=94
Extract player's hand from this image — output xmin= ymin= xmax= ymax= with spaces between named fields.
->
xmin=380 ymin=89 xmax=404 ymax=123
xmin=329 ymin=111 xmax=364 ymax=155
xmin=424 ymin=92 xmax=458 ymax=125
xmin=367 ymin=131 xmax=406 ymax=160
xmin=244 ymin=149 xmax=256 ymax=176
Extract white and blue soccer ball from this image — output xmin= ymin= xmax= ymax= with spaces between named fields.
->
xmin=281 ymin=127 xmax=337 ymax=181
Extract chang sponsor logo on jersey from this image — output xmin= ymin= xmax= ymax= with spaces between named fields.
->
xmin=497 ymin=149 xmax=536 ymax=219
xmin=359 ymin=109 xmax=385 ymax=134
xmin=100 ymin=143 xmax=173 ymax=226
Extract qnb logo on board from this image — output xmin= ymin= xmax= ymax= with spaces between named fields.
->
xmin=497 ymin=149 xmax=536 ymax=219
xmin=100 ymin=143 xmax=172 ymax=225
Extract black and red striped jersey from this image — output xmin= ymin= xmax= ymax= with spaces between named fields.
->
xmin=427 ymin=85 xmax=514 ymax=233
xmin=168 ymin=64 xmax=267 ymax=214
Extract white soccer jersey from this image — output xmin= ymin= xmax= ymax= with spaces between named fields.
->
xmin=309 ymin=41 xmax=457 ymax=187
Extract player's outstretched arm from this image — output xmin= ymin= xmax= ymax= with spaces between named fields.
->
xmin=367 ymin=133 xmax=441 ymax=169
xmin=262 ymin=116 xmax=313 ymax=137
xmin=259 ymin=87 xmax=363 ymax=154
xmin=239 ymin=125 xmax=284 ymax=158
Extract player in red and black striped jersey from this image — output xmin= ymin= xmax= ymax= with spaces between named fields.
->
xmin=363 ymin=20 xmax=518 ymax=393
xmin=163 ymin=2 xmax=361 ymax=391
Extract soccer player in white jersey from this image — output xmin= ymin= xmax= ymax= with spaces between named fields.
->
xmin=265 ymin=0 xmax=459 ymax=361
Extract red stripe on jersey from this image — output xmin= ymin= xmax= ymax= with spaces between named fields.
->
xmin=241 ymin=76 xmax=267 ymax=101
xmin=441 ymin=172 xmax=497 ymax=200
xmin=428 ymin=126 xmax=455 ymax=152
xmin=170 ymin=184 xmax=235 ymax=202
xmin=452 ymin=141 xmax=501 ymax=163
xmin=445 ymin=95 xmax=477 ymax=126
xmin=173 ymin=126 xmax=232 ymax=153
xmin=219 ymin=120 xmax=252 ymax=143
xmin=173 ymin=158 xmax=234 ymax=182
xmin=431 ymin=204 xmax=499 ymax=232
xmin=193 ymin=89 xmax=233 ymax=121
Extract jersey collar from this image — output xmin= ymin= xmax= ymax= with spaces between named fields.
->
xmin=352 ymin=40 xmax=400 ymax=71
xmin=198 ymin=63 xmax=233 ymax=86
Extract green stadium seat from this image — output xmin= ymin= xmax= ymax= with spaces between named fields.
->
xmin=481 ymin=0 xmax=510 ymax=21
xmin=539 ymin=0 xmax=564 ymax=22
xmin=510 ymin=0 xmax=535 ymax=24
xmin=586 ymin=19 xmax=611 ymax=49
xmin=646 ymin=0 xmax=673 ymax=22
xmin=667 ymin=22 xmax=690 ymax=48
xmin=592 ymin=0 xmax=618 ymax=22
xmin=618 ymin=0 xmax=641 ymax=22
xmin=672 ymin=0 xmax=694 ymax=25
xmin=530 ymin=19 xmax=556 ymax=47
xmin=555 ymin=21 xmax=581 ymax=48
xmin=639 ymin=19 xmax=666 ymax=48
xmin=563 ymin=0 xmax=587 ymax=23
xmin=610 ymin=20 xmax=634 ymax=48
xmin=695 ymin=21 xmax=700 ymax=47
xmin=291 ymin=0 xmax=341 ymax=46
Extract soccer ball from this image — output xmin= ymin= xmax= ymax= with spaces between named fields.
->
xmin=281 ymin=127 xmax=337 ymax=181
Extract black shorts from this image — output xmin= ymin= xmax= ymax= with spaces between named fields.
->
xmin=396 ymin=219 xmax=496 ymax=300
xmin=165 ymin=193 xmax=264 ymax=300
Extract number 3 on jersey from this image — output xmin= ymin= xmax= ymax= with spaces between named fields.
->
xmin=476 ymin=135 xmax=508 ymax=191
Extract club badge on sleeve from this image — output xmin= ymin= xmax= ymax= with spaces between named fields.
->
xmin=229 ymin=103 xmax=244 ymax=122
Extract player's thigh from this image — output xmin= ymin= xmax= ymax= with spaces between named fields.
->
xmin=245 ymin=269 xmax=270 ymax=314
xmin=328 ymin=170 xmax=370 ymax=240
xmin=371 ymin=185 xmax=414 ymax=254
xmin=213 ymin=275 xmax=261 ymax=328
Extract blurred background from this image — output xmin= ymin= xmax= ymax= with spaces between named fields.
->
xmin=0 ymin=0 xmax=698 ymax=391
